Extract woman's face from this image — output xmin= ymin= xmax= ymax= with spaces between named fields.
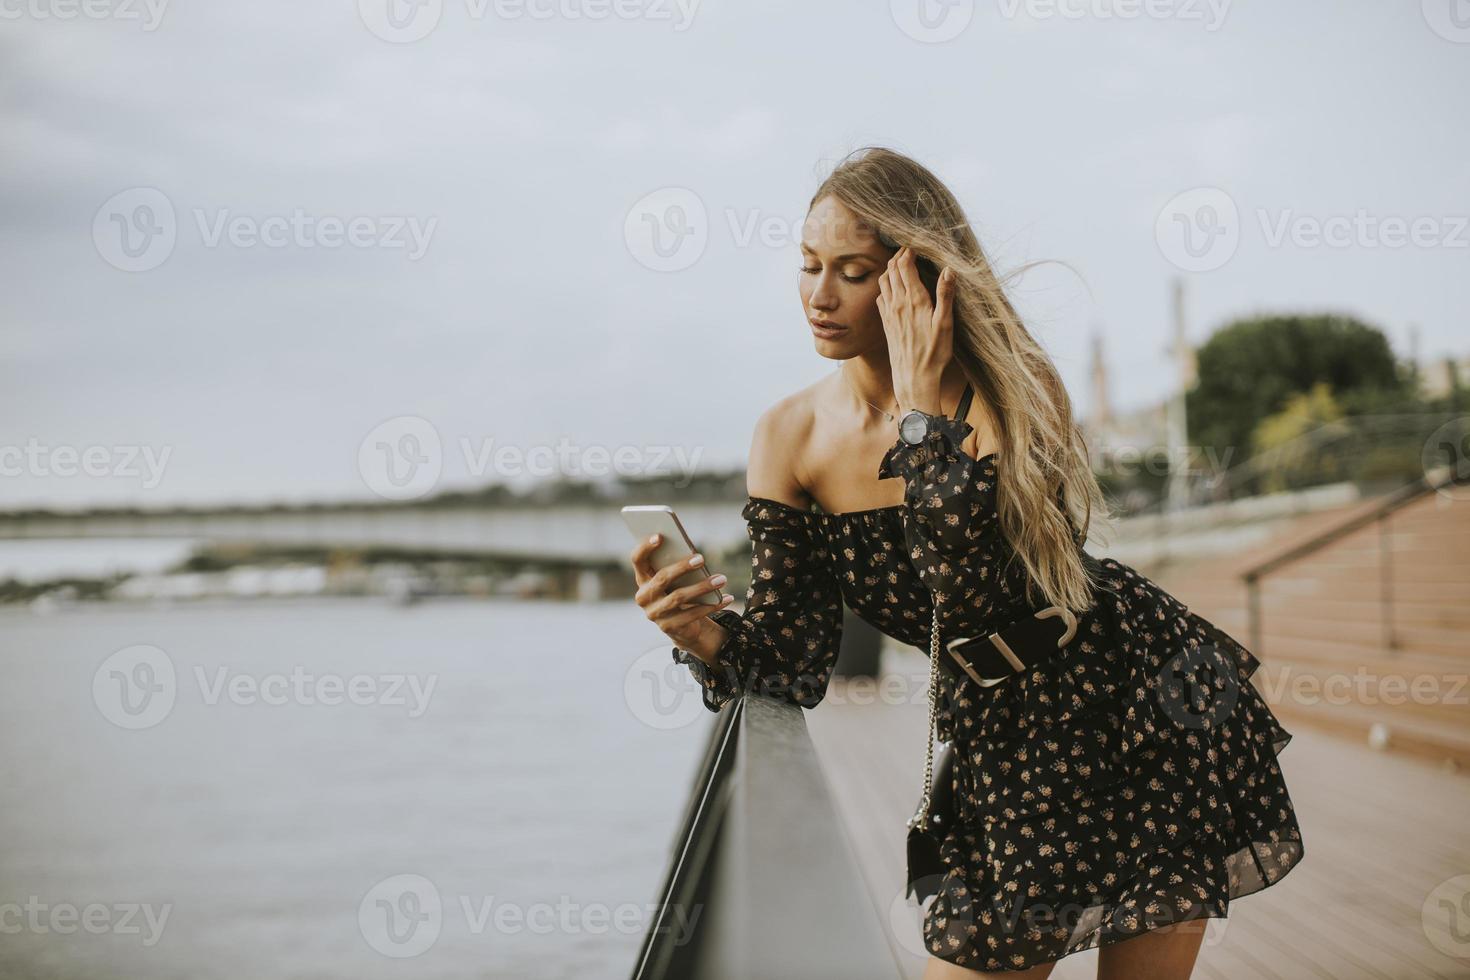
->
xmin=798 ymin=195 xmax=894 ymax=356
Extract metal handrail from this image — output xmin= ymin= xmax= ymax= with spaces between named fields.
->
xmin=630 ymin=692 xmax=904 ymax=979
xmin=1110 ymin=410 xmax=1459 ymax=518
xmin=629 ymin=695 xmax=741 ymax=980
xmin=1240 ymin=465 xmax=1468 ymax=656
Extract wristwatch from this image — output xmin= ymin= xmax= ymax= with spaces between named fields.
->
xmin=898 ymin=409 xmax=938 ymax=446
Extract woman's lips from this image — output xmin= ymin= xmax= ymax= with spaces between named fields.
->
xmin=810 ymin=319 xmax=847 ymax=339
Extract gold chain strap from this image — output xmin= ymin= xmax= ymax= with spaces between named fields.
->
xmin=914 ymin=604 xmax=941 ymax=830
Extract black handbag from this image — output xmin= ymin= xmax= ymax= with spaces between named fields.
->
xmin=905 ymin=607 xmax=957 ymax=903
xmin=904 ymin=602 xmax=1080 ymax=903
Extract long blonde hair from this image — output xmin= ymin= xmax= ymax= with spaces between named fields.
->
xmin=811 ymin=146 xmax=1108 ymax=613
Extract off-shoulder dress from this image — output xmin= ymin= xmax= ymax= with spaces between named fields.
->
xmin=671 ymin=384 xmax=1305 ymax=972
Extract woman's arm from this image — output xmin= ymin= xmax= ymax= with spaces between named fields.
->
xmin=877 ymin=404 xmax=1001 ymax=563
xmin=672 ymin=405 xmax=846 ymax=713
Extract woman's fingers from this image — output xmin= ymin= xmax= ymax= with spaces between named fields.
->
xmin=884 ymin=248 xmax=904 ymax=301
xmin=634 ymin=550 xmax=707 ymax=611
xmin=932 ymin=266 xmax=955 ymax=331
xmin=629 ymin=533 xmax=661 ymax=587
xmin=669 ymin=573 xmax=732 ymax=610
xmin=895 ymin=247 xmax=927 ymax=309
xmin=647 ymin=568 xmax=730 ymax=626
xmin=663 ymin=594 xmax=734 ymax=639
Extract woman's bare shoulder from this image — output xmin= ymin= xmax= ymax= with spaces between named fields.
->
xmin=745 ymin=378 xmax=828 ymax=509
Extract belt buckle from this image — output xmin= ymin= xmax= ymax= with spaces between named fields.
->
xmin=943 ymin=605 xmax=1078 ymax=687
xmin=942 ymin=633 xmax=1014 ymax=688
xmin=1034 ymin=605 xmax=1079 ymax=647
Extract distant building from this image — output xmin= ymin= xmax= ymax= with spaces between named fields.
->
xmin=1420 ymin=353 xmax=1468 ymax=399
xmin=1080 ymin=327 xmax=1171 ymax=465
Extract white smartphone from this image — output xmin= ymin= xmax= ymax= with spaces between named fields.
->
xmin=621 ymin=504 xmax=726 ymax=606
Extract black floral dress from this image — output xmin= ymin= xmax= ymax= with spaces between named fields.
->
xmin=671 ymin=394 xmax=1306 ymax=973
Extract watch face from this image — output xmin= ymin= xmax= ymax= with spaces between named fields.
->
xmin=899 ymin=411 xmax=929 ymax=445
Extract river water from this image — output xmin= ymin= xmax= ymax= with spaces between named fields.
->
xmin=0 ymin=597 xmax=710 ymax=979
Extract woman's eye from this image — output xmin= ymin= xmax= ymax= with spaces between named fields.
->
xmin=799 ymin=265 xmax=868 ymax=283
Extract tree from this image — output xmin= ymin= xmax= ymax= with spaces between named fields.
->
xmin=1250 ymin=382 xmax=1348 ymax=491
xmin=1185 ymin=313 xmax=1408 ymax=465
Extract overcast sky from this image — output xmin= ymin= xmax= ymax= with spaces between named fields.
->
xmin=2 ymin=0 xmax=1466 ymax=510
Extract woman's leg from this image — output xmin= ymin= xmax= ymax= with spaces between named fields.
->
xmin=1095 ymin=916 xmax=1208 ymax=980
xmin=922 ymin=955 xmax=1056 ymax=979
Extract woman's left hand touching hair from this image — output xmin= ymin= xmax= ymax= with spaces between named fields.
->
xmin=876 ymin=245 xmax=957 ymax=415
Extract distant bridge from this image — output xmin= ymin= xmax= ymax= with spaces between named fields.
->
xmin=0 ymin=478 xmax=1369 ymax=571
xmin=0 ymin=500 xmax=751 ymax=566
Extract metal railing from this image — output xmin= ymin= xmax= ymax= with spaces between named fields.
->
xmin=629 ymin=693 xmax=904 ymax=980
xmin=1240 ymin=465 xmax=1468 ymax=658
xmin=1101 ymin=411 xmax=1462 ymax=518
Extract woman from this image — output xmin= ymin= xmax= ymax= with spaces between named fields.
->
xmin=629 ymin=146 xmax=1304 ymax=978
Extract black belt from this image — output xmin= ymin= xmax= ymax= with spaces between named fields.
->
xmin=939 ymin=605 xmax=1080 ymax=686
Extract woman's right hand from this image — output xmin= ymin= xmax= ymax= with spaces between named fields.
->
xmin=630 ymin=534 xmax=735 ymax=664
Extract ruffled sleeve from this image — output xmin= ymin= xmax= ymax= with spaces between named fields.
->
xmin=671 ymin=496 xmax=846 ymax=713
xmin=876 ymin=414 xmax=999 ymax=562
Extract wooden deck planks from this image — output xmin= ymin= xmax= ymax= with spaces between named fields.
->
xmin=805 ymin=655 xmax=1470 ymax=980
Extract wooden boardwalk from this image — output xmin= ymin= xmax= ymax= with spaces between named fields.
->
xmin=805 ymin=648 xmax=1470 ymax=980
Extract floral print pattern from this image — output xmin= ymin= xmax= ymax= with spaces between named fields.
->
xmin=671 ymin=404 xmax=1305 ymax=972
